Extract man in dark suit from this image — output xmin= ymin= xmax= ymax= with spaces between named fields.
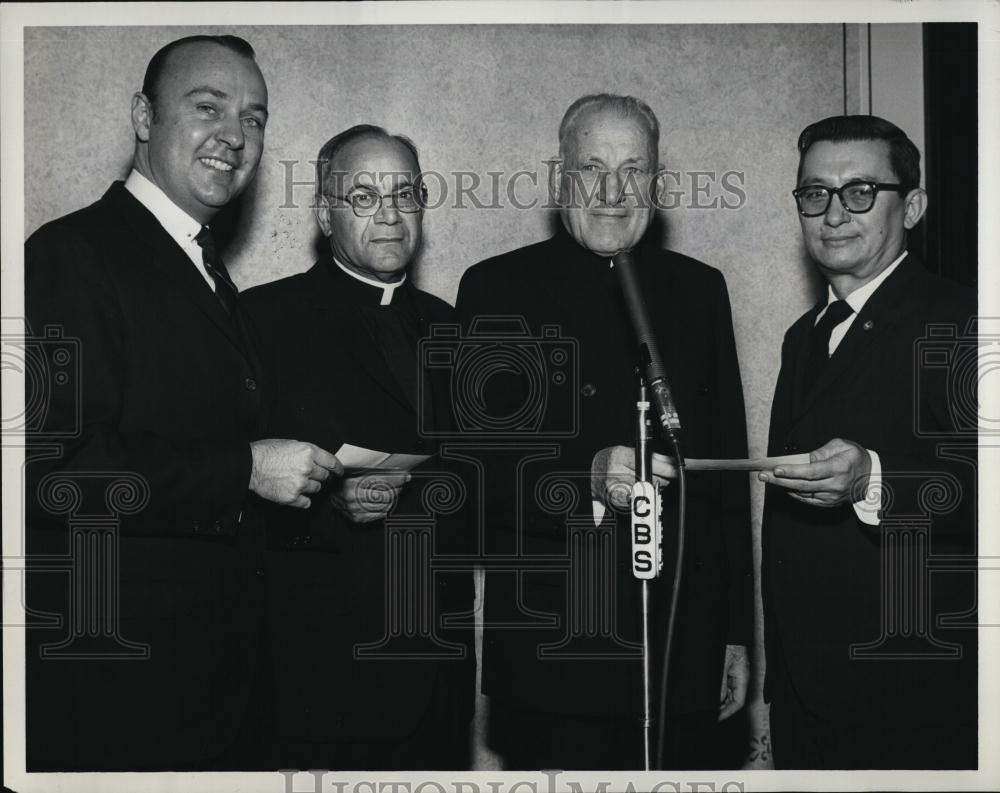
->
xmin=242 ymin=125 xmax=474 ymax=769
xmin=24 ymin=35 xmax=341 ymax=771
xmin=758 ymin=115 xmax=977 ymax=769
xmin=454 ymin=94 xmax=753 ymax=769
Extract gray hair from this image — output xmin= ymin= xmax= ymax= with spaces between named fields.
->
xmin=558 ymin=93 xmax=660 ymax=163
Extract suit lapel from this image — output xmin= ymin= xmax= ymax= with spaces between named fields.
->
xmin=788 ymin=304 xmax=824 ymax=420
xmin=787 ymin=258 xmax=919 ymax=429
xmin=302 ymin=261 xmax=415 ymax=415
xmin=107 ymin=183 xmax=251 ymax=361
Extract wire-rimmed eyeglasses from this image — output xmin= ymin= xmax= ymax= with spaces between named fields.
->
xmin=326 ymin=185 xmax=427 ymax=217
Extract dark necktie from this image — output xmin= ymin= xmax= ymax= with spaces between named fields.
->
xmin=805 ymin=299 xmax=854 ymax=383
xmin=194 ymin=226 xmax=238 ymax=316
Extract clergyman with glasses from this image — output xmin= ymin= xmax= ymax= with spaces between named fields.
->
xmin=757 ymin=115 xmax=977 ymax=768
xmin=242 ymin=125 xmax=474 ymax=769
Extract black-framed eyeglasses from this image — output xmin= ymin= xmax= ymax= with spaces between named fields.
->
xmin=326 ymin=185 xmax=427 ymax=217
xmin=792 ymin=180 xmax=909 ymax=217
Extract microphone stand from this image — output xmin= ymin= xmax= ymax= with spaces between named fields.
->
xmin=614 ymin=248 xmax=686 ymax=769
xmin=631 ymin=370 xmax=661 ymax=771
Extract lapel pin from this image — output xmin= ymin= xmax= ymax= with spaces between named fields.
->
xmin=863 ymin=320 xmax=875 ymax=331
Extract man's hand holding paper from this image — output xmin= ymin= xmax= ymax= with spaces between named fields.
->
xmin=757 ymin=437 xmax=873 ymax=508
xmin=330 ymin=470 xmax=412 ymax=524
xmin=329 ymin=443 xmax=430 ymax=524
xmin=250 ymin=439 xmax=344 ymax=509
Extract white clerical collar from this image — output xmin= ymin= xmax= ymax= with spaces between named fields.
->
xmin=826 ymin=250 xmax=908 ymax=315
xmin=124 ymin=169 xmax=204 ymax=251
xmin=333 ymin=257 xmax=406 ymax=306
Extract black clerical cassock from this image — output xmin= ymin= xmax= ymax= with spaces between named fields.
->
xmin=242 ymin=254 xmax=475 ymax=770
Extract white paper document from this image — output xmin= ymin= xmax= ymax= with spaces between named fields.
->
xmin=335 ymin=443 xmax=431 ymax=474
xmin=592 ymin=453 xmax=811 ymax=524
xmin=652 ymin=452 xmax=812 ymax=472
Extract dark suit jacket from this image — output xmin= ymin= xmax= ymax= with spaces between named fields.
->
xmin=455 ymin=229 xmax=753 ymax=719
xmin=242 ymin=257 xmax=475 ymax=750
xmin=762 ymin=255 xmax=977 ymax=727
xmin=24 ymin=182 xmax=268 ymax=771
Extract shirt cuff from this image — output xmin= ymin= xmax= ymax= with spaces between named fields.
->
xmin=852 ymin=449 xmax=882 ymax=526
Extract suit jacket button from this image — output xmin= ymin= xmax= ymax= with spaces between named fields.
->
xmin=213 ymin=520 xmax=223 ymax=533
xmin=244 ymin=378 xmax=257 ymax=391
xmin=191 ymin=520 xmax=200 ymax=532
xmin=581 ymin=383 xmax=597 ymax=397
xmin=255 ymin=568 xmax=265 ymax=577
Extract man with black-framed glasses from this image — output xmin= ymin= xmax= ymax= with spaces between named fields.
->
xmin=242 ymin=125 xmax=474 ymax=768
xmin=758 ymin=115 xmax=977 ymax=769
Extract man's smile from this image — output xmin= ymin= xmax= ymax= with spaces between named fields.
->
xmin=199 ymin=156 xmax=236 ymax=173
xmin=820 ymin=235 xmax=858 ymax=247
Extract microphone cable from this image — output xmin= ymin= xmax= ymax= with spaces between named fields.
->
xmin=655 ymin=431 xmax=685 ymax=770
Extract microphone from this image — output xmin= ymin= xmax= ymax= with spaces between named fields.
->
xmin=612 ymin=250 xmax=682 ymax=437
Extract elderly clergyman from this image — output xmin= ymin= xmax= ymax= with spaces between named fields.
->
xmin=455 ymin=94 xmax=753 ymax=769
xmin=243 ymin=125 xmax=474 ymax=770
xmin=759 ymin=115 xmax=977 ymax=769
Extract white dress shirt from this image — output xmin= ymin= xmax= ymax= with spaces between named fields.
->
xmin=816 ymin=249 xmax=908 ymax=525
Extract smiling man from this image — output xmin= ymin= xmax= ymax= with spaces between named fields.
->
xmin=242 ymin=125 xmax=474 ymax=769
xmin=758 ymin=115 xmax=977 ymax=768
xmin=25 ymin=35 xmax=342 ymax=772
xmin=455 ymin=94 xmax=753 ymax=769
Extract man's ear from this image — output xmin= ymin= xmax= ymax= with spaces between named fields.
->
xmin=549 ymin=157 xmax=564 ymax=205
xmin=651 ymin=169 xmax=669 ymax=210
xmin=131 ymin=92 xmax=153 ymax=142
xmin=902 ymin=187 xmax=928 ymax=230
xmin=314 ymin=195 xmax=332 ymax=237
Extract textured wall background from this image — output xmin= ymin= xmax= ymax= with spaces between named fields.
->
xmin=24 ymin=22 xmax=843 ymax=460
xmin=25 ymin=23 xmax=864 ymax=766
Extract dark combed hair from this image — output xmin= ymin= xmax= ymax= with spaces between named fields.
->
xmin=142 ymin=35 xmax=256 ymax=107
xmin=797 ymin=114 xmax=921 ymax=189
xmin=314 ymin=124 xmax=422 ymax=201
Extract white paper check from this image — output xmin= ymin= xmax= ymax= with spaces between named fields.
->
xmin=592 ymin=453 xmax=811 ymax=524
xmin=335 ymin=443 xmax=431 ymax=474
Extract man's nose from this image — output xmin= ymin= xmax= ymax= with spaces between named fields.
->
xmin=823 ymin=193 xmax=851 ymax=226
xmin=598 ymin=171 xmax=623 ymax=205
xmin=374 ymin=197 xmax=401 ymax=223
xmin=216 ymin=113 xmax=245 ymax=149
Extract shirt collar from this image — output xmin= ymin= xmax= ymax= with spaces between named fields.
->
xmin=827 ymin=250 xmax=908 ymax=314
xmin=124 ymin=169 xmax=203 ymax=250
xmin=332 ymin=257 xmax=407 ymax=306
